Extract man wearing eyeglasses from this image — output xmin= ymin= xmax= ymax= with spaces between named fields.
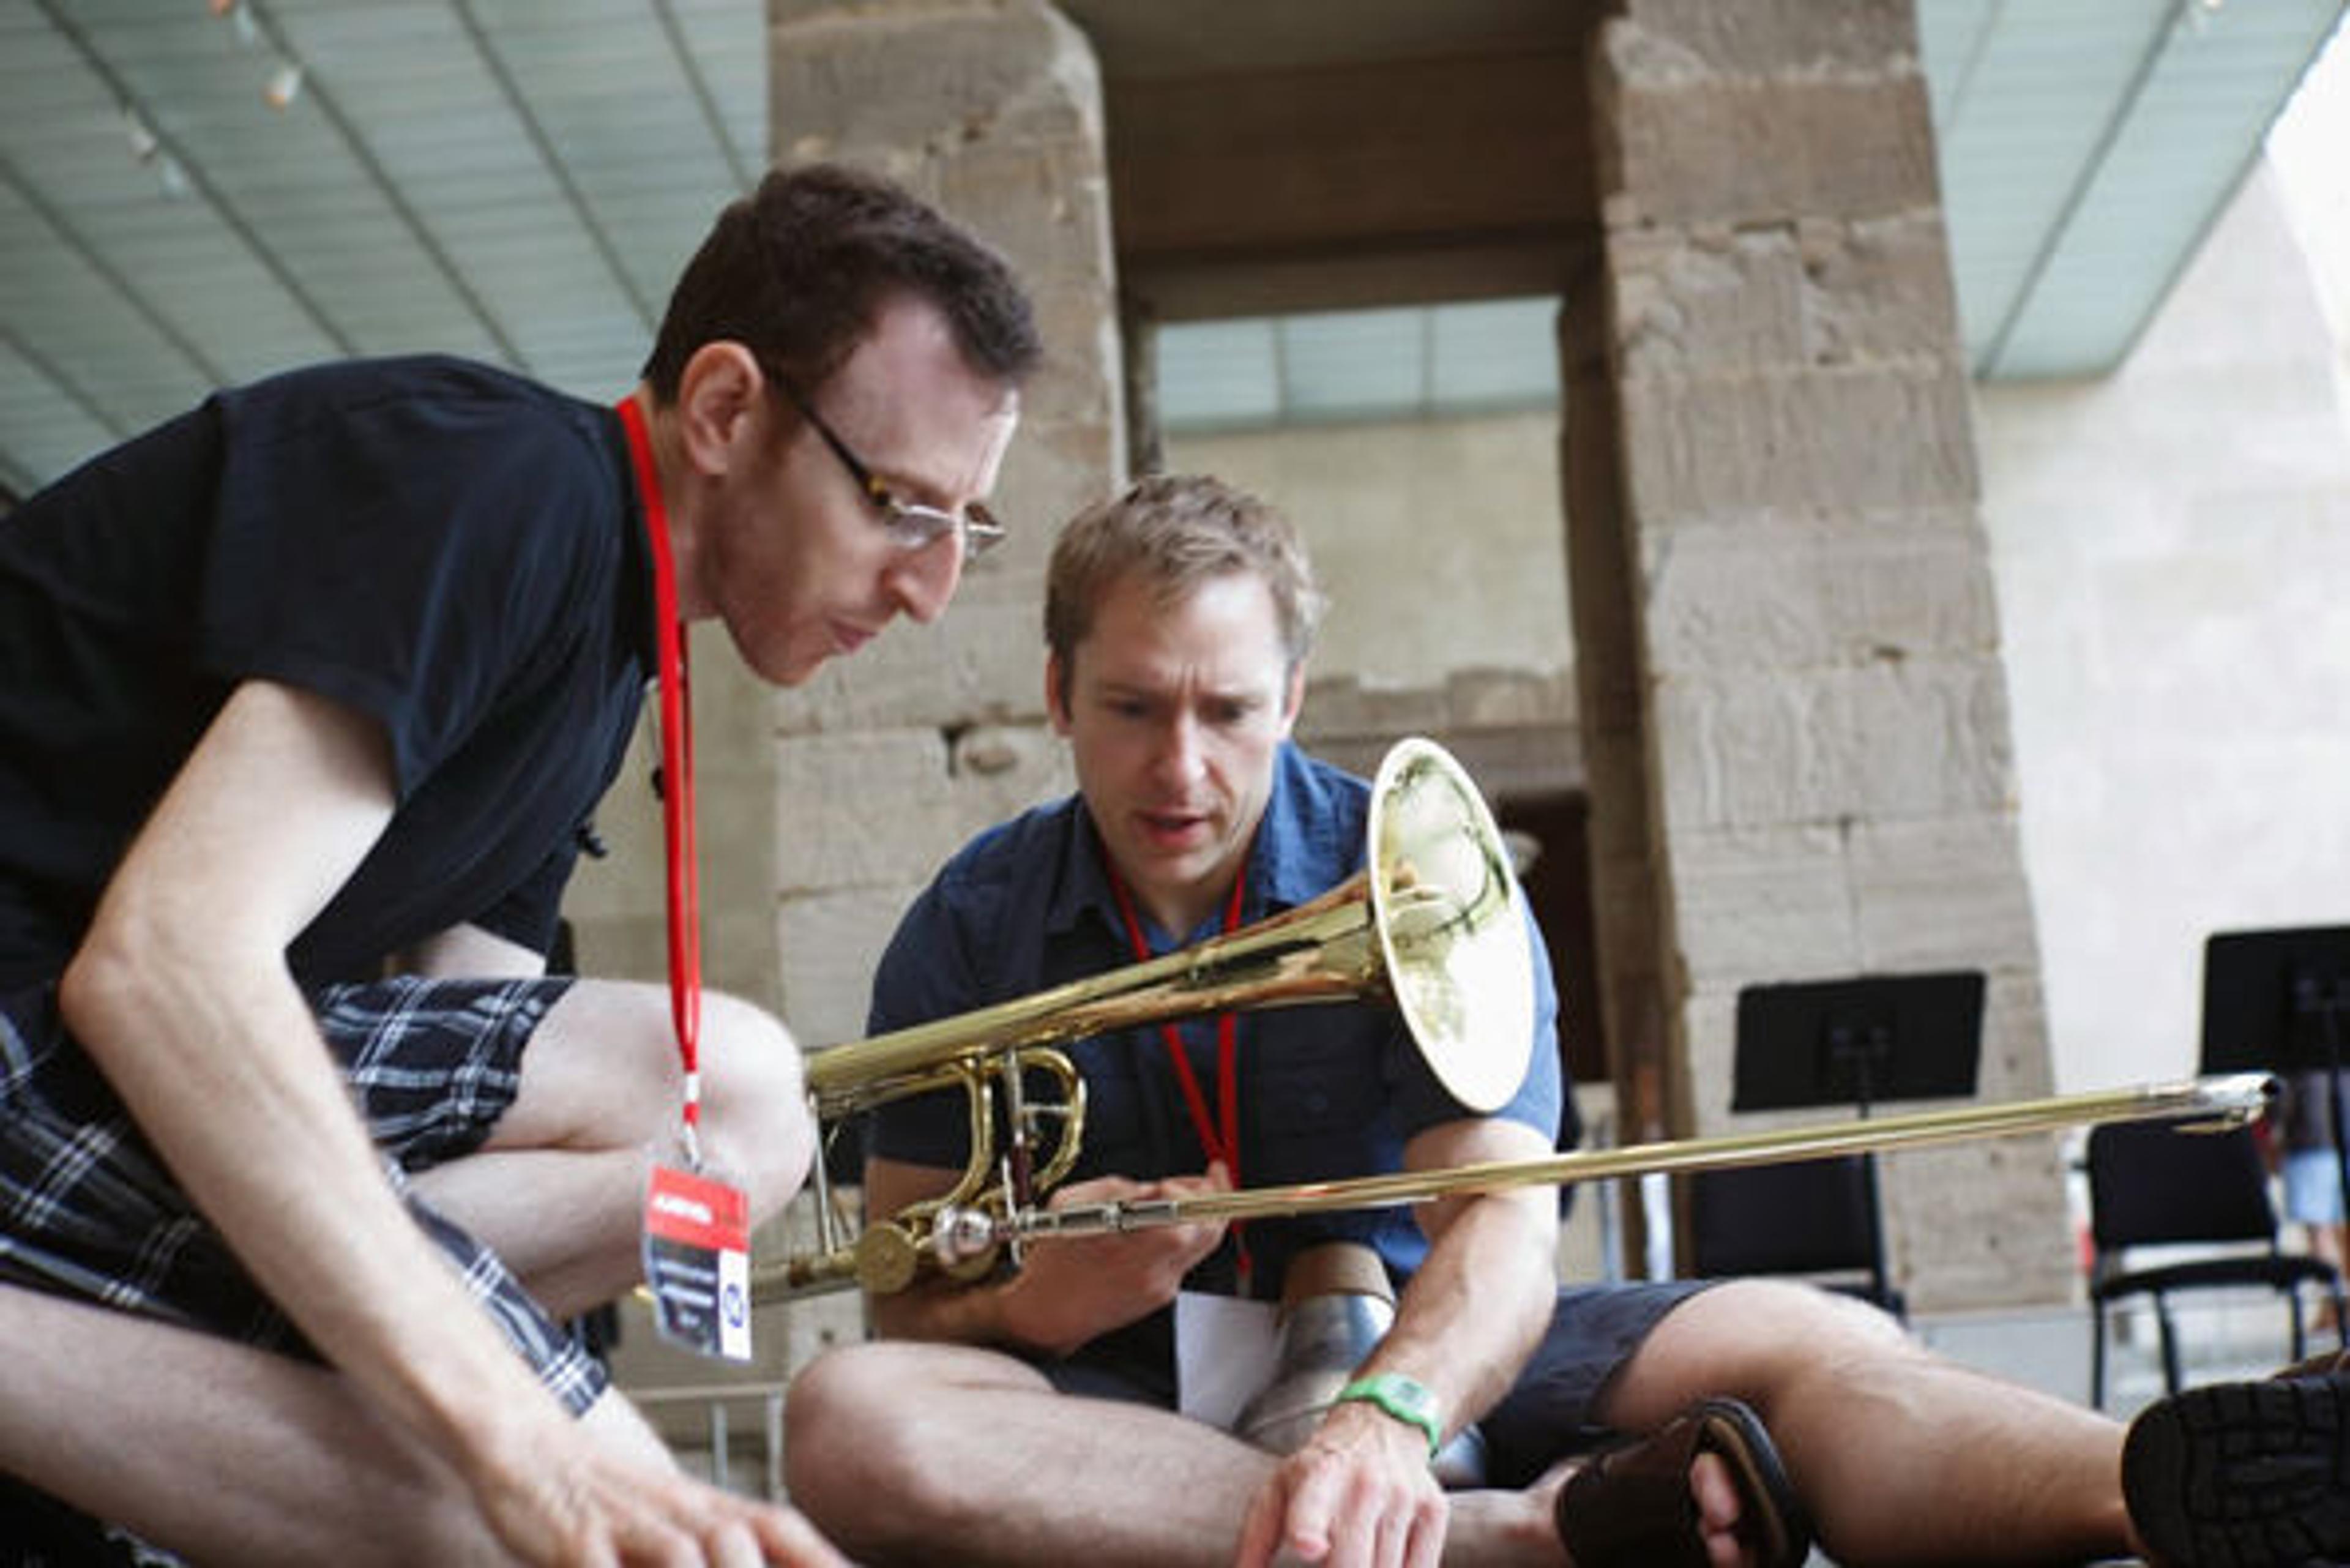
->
xmin=0 ymin=162 xmax=1035 ymax=1565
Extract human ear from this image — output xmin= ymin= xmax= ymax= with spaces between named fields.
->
xmin=1276 ymin=663 xmax=1305 ymax=737
xmin=1045 ymin=651 xmax=1074 ymax=735
xmin=673 ymin=342 xmax=766 ymax=477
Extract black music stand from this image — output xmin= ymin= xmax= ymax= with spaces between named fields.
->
xmin=1729 ymin=971 xmax=1986 ymax=1308
xmin=2201 ymin=925 xmax=2350 ymax=1235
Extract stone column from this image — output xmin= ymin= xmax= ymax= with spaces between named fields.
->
xmin=1574 ymin=0 xmax=2070 ymax=1309
xmin=764 ymin=0 xmax=1123 ymax=1054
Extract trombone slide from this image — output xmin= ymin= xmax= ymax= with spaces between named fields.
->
xmin=922 ymin=1072 xmax=2275 ymax=1267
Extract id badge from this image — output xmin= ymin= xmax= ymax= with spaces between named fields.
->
xmin=641 ymin=1162 xmax=752 ymax=1361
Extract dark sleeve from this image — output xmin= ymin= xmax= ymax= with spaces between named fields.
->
xmin=196 ymin=379 xmax=605 ymax=801
xmin=864 ymin=872 xmax=996 ymax=1171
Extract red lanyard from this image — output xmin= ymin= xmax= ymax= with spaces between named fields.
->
xmin=616 ymin=397 xmax=704 ymax=1163
xmin=1106 ymin=860 xmax=1250 ymax=1187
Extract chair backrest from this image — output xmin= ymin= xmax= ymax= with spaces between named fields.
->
xmin=1686 ymin=1155 xmax=1881 ymax=1277
xmin=2086 ymin=1118 xmax=2277 ymax=1252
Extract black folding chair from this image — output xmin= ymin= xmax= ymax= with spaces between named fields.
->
xmin=1684 ymin=1155 xmax=1906 ymax=1320
xmin=2086 ymin=1116 xmax=2346 ymax=1406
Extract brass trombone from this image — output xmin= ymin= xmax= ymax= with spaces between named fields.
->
xmin=758 ymin=737 xmax=2275 ymax=1303
xmin=774 ymin=737 xmax=1534 ymax=1297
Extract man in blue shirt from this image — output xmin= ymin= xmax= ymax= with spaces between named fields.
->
xmin=785 ymin=474 xmax=2155 ymax=1566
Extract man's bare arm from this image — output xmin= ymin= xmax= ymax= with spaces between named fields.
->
xmin=1236 ymin=1113 xmax=1559 ymax=1567
xmin=1364 ymin=1115 xmax=1561 ymax=1426
xmin=59 ymin=679 xmax=836 ymax=1565
xmin=389 ymin=921 xmax=548 ymax=980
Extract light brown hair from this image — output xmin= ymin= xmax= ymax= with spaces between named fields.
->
xmin=1045 ymin=474 xmax=1325 ymax=706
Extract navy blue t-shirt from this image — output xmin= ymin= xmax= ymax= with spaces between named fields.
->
xmin=0 ymin=356 xmax=654 ymax=989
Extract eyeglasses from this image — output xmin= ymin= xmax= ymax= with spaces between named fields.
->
xmin=778 ymin=381 xmax=1005 ymax=561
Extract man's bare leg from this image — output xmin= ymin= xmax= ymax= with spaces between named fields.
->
xmin=785 ymin=1338 xmax=1677 ymax=1568
xmin=405 ymin=981 xmax=813 ymax=1318
xmin=0 ymin=976 xmax=822 ymax=1562
xmin=0 ymin=986 xmax=816 ymax=1561
xmin=0 ymin=1281 xmax=684 ymax=1566
xmin=1597 ymin=1280 xmax=2139 ymax=1565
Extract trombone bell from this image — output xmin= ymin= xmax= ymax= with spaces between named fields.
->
xmin=769 ymin=736 xmax=1538 ymax=1298
xmin=1368 ymin=738 xmax=1534 ymax=1114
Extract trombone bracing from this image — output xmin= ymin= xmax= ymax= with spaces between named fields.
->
xmin=757 ymin=737 xmax=2275 ymax=1303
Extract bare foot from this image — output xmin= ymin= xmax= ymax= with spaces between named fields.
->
xmin=1526 ymin=1449 xmax=1760 ymax=1568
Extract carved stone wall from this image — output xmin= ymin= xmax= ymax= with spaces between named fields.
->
xmin=1575 ymin=0 xmax=2070 ymax=1309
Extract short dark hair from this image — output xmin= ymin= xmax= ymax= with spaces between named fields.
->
xmin=641 ymin=162 xmax=1041 ymax=403
xmin=1046 ymin=474 xmax=1325 ymax=707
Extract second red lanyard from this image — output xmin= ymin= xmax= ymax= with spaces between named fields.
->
xmin=1107 ymin=862 xmax=1248 ymax=1188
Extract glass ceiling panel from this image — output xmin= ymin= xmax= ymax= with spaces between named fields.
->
xmin=1990 ymin=0 xmax=2347 ymax=376
xmin=1160 ymin=298 xmax=1561 ymax=433
xmin=1280 ymin=307 xmax=1422 ymax=420
xmin=1155 ymin=318 xmax=1279 ymax=430
xmin=1430 ymin=297 xmax=1559 ymax=408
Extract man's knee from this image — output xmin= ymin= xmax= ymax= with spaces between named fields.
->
xmin=785 ymin=1344 xmax=937 ymax=1539
xmin=1696 ymin=1279 xmax=1912 ymax=1349
xmin=698 ymin=991 xmax=811 ymax=1219
xmin=1613 ymin=1279 xmax=1920 ymax=1424
xmin=518 ymin=980 xmax=811 ymax=1219
xmin=786 ymin=1340 xmax=1050 ymax=1547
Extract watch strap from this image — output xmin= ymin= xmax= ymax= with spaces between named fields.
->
xmin=1334 ymin=1372 xmax=1444 ymax=1460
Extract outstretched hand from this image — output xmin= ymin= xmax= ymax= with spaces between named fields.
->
xmin=1235 ymin=1400 xmax=1447 ymax=1568
xmin=994 ymin=1163 xmax=1233 ymax=1358
xmin=472 ymin=1417 xmax=851 ymax=1567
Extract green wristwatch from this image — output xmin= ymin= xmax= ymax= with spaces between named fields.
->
xmin=1334 ymin=1372 xmax=1444 ymax=1460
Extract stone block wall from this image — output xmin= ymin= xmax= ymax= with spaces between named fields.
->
xmin=1583 ymin=0 xmax=2071 ymax=1309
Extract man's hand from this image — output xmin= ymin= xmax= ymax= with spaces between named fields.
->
xmin=472 ymin=1416 xmax=851 ymax=1566
xmin=993 ymin=1164 xmax=1232 ymax=1357
xmin=1235 ymin=1400 xmax=1447 ymax=1568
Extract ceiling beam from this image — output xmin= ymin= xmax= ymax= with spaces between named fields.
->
xmin=652 ymin=0 xmax=755 ymax=195
xmin=450 ymin=0 xmax=657 ymax=331
xmin=1 ymin=150 xmax=225 ymax=397
xmin=1108 ymin=47 xmax=1598 ymax=320
xmin=1976 ymin=3 xmax=2176 ymax=376
xmin=1 ymin=323 xmax=121 ymax=449
xmin=247 ymin=0 xmax=523 ymax=369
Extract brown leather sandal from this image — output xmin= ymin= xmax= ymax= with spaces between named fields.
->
xmin=1553 ymin=1397 xmax=1813 ymax=1568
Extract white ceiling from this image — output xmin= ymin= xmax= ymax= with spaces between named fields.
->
xmin=2 ymin=0 xmax=2344 ymax=496
xmin=2 ymin=0 xmax=762 ymax=498
xmin=1922 ymin=0 xmax=2346 ymax=378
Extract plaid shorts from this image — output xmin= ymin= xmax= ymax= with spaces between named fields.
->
xmin=0 ymin=974 xmax=609 ymax=1417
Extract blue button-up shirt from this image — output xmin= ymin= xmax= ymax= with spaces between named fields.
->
xmin=865 ymin=743 xmax=1565 ymax=1301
